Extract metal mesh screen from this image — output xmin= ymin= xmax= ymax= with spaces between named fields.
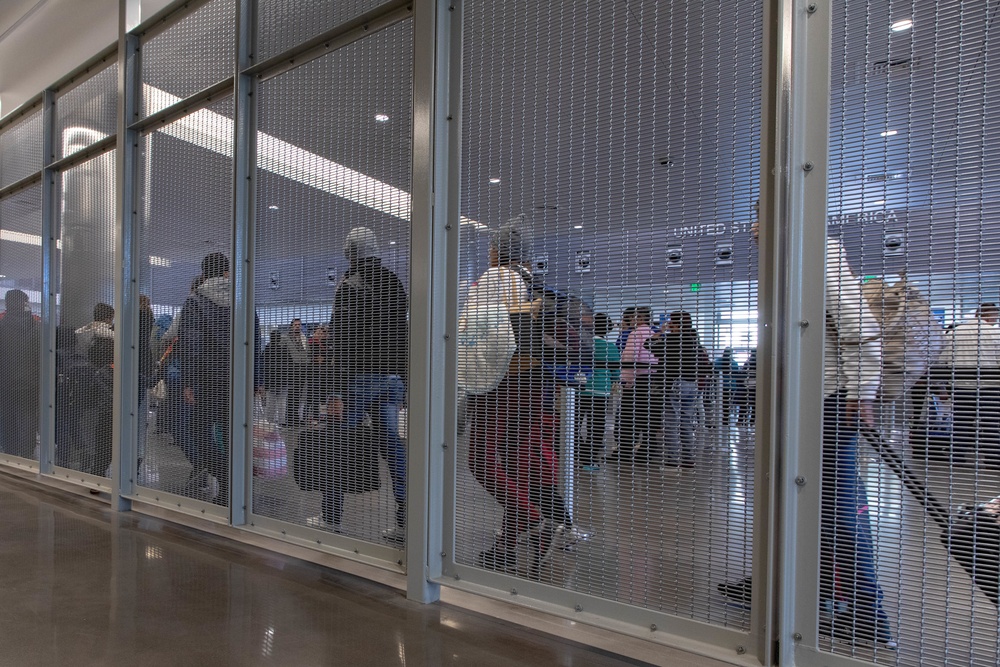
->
xmin=138 ymin=97 xmax=234 ymax=506
xmin=454 ymin=0 xmax=761 ymax=628
xmin=140 ymin=0 xmax=236 ymax=118
xmin=0 ymin=109 xmax=43 ymax=189
xmin=251 ymin=19 xmax=413 ymax=546
xmin=0 ymin=185 xmax=42 ymax=463
xmin=53 ymin=150 xmax=117 ymax=477
xmin=819 ymin=1 xmax=1000 ymax=664
xmin=55 ymin=65 xmax=118 ymax=160
xmin=255 ymin=0 xmax=388 ymax=61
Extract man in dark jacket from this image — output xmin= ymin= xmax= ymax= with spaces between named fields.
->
xmin=312 ymin=227 xmax=408 ymax=543
xmin=0 ymin=289 xmax=40 ymax=458
xmin=177 ymin=253 xmax=262 ymax=504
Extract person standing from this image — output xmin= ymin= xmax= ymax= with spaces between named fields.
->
xmin=646 ymin=311 xmax=704 ymax=467
xmin=944 ymin=302 xmax=1000 ymax=463
xmin=578 ymin=312 xmax=620 ymax=471
xmin=0 ymin=290 xmax=40 ymax=458
xmin=314 ymin=227 xmax=408 ymax=544
xmin=719 ymin=209 xmax=893 ymax=648
xmin=177 ymin=252 xmax=262 ymax=504
xmin=714 ymin=348 xmax=739 ymax=427
xmin=282 ymin=318 xmax=309 ymax=426
xmin=613 ymin=306 xmax=658 ymax=461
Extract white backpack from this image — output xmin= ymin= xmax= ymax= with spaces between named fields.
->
xmin=456 ymin=267 xmax=527 ymax=394
xmin=861 ymin=277 xmax=945 ymax=401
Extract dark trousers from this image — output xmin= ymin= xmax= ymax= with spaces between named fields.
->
xmin=0 ymin=395 xmax=37 ymax=459
xmin=577 ymin=394 xmax=608 ymax=466
xmin=191 ymin=385 xmax=230 ymax=504
xmin=617 ymin=379 xmax=661 ymax=455
xmin=952 ymin=387 xmax=1000 ymax=461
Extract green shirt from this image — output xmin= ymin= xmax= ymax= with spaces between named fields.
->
xmin=583 ymin=336 xmax=621 ymax=396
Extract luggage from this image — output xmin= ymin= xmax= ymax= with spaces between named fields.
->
xmin=861 ymin=427 xmax=1000 ymax=607
xmin=293 ymin=421 xmax=381 ymax=494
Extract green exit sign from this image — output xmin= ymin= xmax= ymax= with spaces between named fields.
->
xmin=690 ymin=283 xmax=702 ymax=292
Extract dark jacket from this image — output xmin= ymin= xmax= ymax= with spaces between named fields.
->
xmin=177 ymin=277 xmax=262 ymax=391
xmin=0 ymin=308 xmax=40 ymax=400
xmin=263 ymin=336 xmax=292 ymax=390
xmin=330 ymin=257 xmax=408 ymax=391
xmin=646 ymin=329 xmax=705 ymax=384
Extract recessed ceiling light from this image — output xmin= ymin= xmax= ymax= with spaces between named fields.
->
xmin=489 ymin=177 xmax=501 ymax=184
xmin=872 ymin=200 xmax=886 ymax=206
xmin=880 ymin=130 xmax=898 ymax=137
xmin=890 ymin=19 xmax=913 ymax=32
xmin=374 ymin=114 xmax=390 ymax=122
xmin=389 ymin=241 xmax=397 ymax=245
xmin=573 ymin=225 xmax=583 ymax=229
xmin=268 ymin=205 xmax=279 ymax=210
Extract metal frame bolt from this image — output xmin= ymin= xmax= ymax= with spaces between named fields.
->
xmin=793 ymin=632 xmax=803 ymax=641
xmin=803 ymin=161 xmax=814 ymax=172
xmin=736 ymin=646 xmax=746 ymax=655
xmin=795 ymin=476 xmax=807 ymax=486
xmin=807 ymin=3 xmax=817 ymax=14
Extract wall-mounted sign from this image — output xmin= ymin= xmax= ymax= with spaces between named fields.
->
xmin=533 ymin=254 xmax=549 ymax=275
xmin=269 ymin=271 xmax=280 ymax=290
xmin=575 ymin=250 xmax=591 ymax=273
xmin=327 ymin=267 xmax=338 ymax=285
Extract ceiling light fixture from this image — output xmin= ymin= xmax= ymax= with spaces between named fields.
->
xmin=880 ymin=130 xmax=898 ymax=137
xmin=268 ymin=205 xmax=279 ymax=210
xmin=143 ymin=85 xmax=488 ymax=233
xmin=574 ymin=225 xmax=583 ymax=229
xmin=389 ymin=240 xmax=397 ymax=245
xmin=374 ymin=114 xmax=390 ymax=122
xmin=890 ymin=19 xmax=913 ymax=32
xmin=489 ymin=177 xmax=501 ymax=184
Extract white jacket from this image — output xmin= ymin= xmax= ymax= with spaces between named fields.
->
xmin=945 ymin=317 xmax=1000 ymax=387
xmin=824 ymin=238 xmax=881 ymax=401
xmin=75 ymin=320 xmax=113 ymax=356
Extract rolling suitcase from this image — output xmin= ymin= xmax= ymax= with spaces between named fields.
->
xmin=860 ymin=427 xmax=1000 ymax=607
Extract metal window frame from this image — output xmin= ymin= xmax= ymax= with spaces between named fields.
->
xmin=38 ymin=88 xmax=57 ymax=477
xmin=765 ymin=0 xmax=839 ymax=665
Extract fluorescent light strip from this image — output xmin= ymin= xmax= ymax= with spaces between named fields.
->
xmin=145 ymin=86 xmax=487 ymax=231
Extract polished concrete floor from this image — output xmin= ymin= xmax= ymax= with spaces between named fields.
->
xmin=0 ymin=474 xmax=660 ymax=667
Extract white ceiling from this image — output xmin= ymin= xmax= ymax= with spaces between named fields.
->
xmin=0 ymin=0 xmax=172 ymax=116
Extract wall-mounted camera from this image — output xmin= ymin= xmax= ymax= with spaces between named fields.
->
xmin=714 ymin=243 xmax=734 ymax=266
xmin=533 ymin=254 xmax=549 ymax=275
xmin=883 ymin=231 xmax=905 ymax=256
xmin=666 ymin=247 xmax=683 ymax=268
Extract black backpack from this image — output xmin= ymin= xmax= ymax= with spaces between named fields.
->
xmin=513 ymin=267 xmax=596 ymax=375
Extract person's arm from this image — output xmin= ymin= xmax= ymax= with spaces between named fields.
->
xmin=826 ymin=239 xmax=881 ymax=406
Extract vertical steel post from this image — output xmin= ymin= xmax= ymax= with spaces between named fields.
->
xmin=558 ymin=386 xmax=576 ymax=520
xmin=112 ymin=0 xmax=142 ymax=509
xmin=229 ymin=0 xmax=257 ymax=526
xmin=38 ymin=88 xmax=57 ymax=476
xmin=408 ymin=0 xmax=462 ymax=603
xmin=760 ymin=0 xmax=833 ymax=663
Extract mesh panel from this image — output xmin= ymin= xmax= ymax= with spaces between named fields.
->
xmin=138 ymin=97 xmax=234 ymax=506
xmin=255 ymin=0 xmax=388 ymax=62
xmin=140 ymin=0 xmax=236 ymax=118
xmin=251 ymin=20 xmax=412 ymax=546
xmin=455 ymin=0 xmax=760 ymax=627
xmin=0 ymin=110 xmax=43 ymax=189
xmin=821 ymin=1 xmax=1000 ymax=663
xmin=55 ymin=65 xmax=118 ymax=160
xmin=0 ymin=186 xmax=42 ymax=462
xmin=53 ymin=150 xmax=117 ymax=477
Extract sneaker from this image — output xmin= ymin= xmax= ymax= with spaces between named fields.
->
xmin=528 ymin=521 xmax=556 ymax=577
xmin=477 ymin=547 xmax=516 ymax=574
xmin=382 ymin=526 xmax=406 ymax=546
xmin=552 ymin=524 xmax=593 ymax=552
xmin=305 ymin=515 xmax=343 ymax=533
xmin=201 ymin=474 xmax=220 ymax=500
xmin=717 ymin=576 xmax=753 ymax=606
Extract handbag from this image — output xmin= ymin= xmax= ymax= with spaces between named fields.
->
xmin=252 ymin=419 xmax=288 ymax=480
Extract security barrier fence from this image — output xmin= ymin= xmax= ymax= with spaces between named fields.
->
xmin=0 ymin=1 xmax=997 ymax=666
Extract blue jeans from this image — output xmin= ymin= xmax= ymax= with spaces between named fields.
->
xmin=322 ymin=374 xmax=406 ymax=526
xmin=821 ymin=391 xmax=887 ymax=631
xmin=665 ymin=379 xmax=699 ymax=465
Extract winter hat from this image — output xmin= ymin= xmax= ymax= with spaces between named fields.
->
xmin=344 ymin=227 xmax=379 ymax=262
xmin=491 ymin=216 xmax=529 ymax=265
xmin=201 ymin=252 xmax=230 ymax=279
